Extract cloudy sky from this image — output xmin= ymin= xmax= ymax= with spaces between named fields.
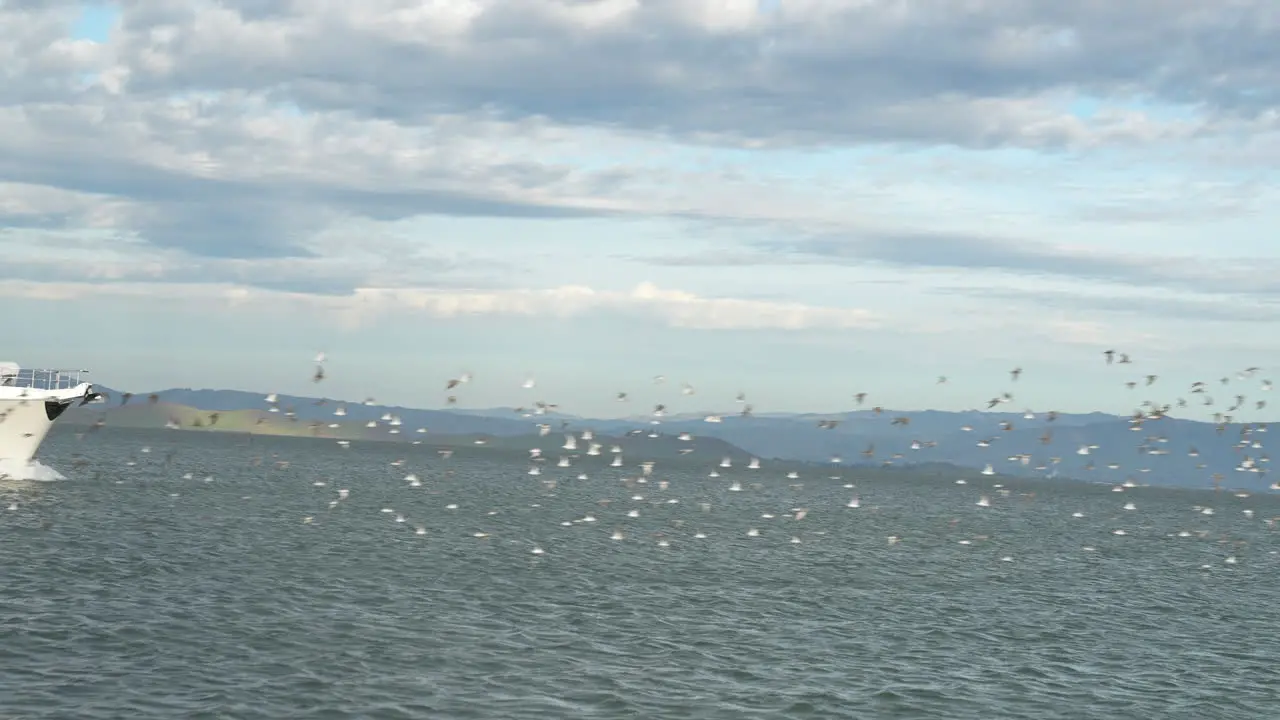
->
xmin=3 ymin=0 xmax=1279 ymax=418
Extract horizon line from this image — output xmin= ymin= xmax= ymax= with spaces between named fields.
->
xmin=87 ymin=386 xmax=1256 ymax=425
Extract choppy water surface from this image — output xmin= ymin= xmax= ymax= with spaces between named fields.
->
xmin=4 ymin=428 xmax=1279 ymax=719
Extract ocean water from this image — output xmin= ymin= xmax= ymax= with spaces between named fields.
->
xmin=3 ymin=427 xmax=1279 ymax=719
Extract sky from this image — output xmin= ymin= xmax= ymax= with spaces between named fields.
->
xmin=3 ymin=0 xmax=1280 ymax=419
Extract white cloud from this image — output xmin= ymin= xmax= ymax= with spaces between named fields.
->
xmin=2 ymin=0 xmax=1279 ymax=346
xmin=0 ymin=278 xmax=881 ymax=331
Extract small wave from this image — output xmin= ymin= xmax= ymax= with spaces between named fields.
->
xmin=0 ymin=459 xmax=66 ymax=482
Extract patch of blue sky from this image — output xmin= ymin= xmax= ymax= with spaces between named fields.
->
xmin=161 ymin=90 xmax=227 ymax=109
xmin=387 ymin=215 xmax=694 ymax=265
xmin=69 ymin=3 xmax=117 ymax=43
xmin=387 ymin=214 xmax=589 ymax=247
xmin=1131 ymin=213 xmax=1280 ymax=258
xmin=1066 ymin=95 xmax=1100 ymax=120
xmin=1065 ymin=92 xmax=1202 ymax=123
xmin=521 ymin=129 xmax=893 ymax=183
xmin=695 ymin=144 xmax=891 ymax=180
xmin=686 ymin=144 xmax=1084 ymax=225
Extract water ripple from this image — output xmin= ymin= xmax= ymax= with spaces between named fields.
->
xmin=2 ymin=428 xmax=1278 ymax=719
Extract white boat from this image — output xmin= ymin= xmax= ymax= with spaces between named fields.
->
xmin=0 ymin=362 xmax=100 ymax=464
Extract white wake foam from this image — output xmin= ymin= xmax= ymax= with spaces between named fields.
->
xmin=0 ymin=459 xmax=66 ymax=482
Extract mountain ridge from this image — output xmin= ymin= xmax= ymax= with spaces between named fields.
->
xmin=66 ymin=386 xmax=1276 ymax=491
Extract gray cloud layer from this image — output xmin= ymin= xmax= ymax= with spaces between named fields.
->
xmin=2 ymin=0 xmax=1278 ymax=293
xmin=643 ymin=228 xmax=1280 ymax=298
xmin=109 ymin=1 xmax=1280 ymax=143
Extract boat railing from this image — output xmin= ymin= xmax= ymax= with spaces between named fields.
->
xmin=0 ymin=368 xmax=89 ymax=391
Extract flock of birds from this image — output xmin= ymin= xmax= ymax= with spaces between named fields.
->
xmin=274 ymin=350 xmax=1280 ymax=486
xmin=9 ymin=349 xmax=1280 ymax=569
xmin=267 ymin=351 xmax=1280 ymax=565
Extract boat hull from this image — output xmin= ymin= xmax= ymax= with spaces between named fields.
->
xmin=0 ymin=383 xmax=94 ymax=463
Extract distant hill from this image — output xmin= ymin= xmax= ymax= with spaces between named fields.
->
xmin=79 ymin=388 xmax=540 ymax=436
xmin=63 ymin=387 xmax=1277 ymax=491
xmin=61 ymin=399 xmax=758 ymax=464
